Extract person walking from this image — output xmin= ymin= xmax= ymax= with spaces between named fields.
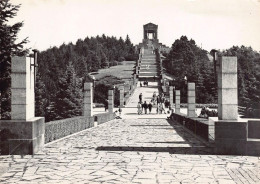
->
xmin=139 ymin=93 xmax=142 ymax=103
xmin=137 ymin=102 xmax=142 ymax=115
xmin=161 ymin=96 xmax=166 ymax=114
xmin=153 ymin=92 xmax=157 ymax=105
xmin=148 ymin=101 xmax=153 ymax=114
xmin=143 ymin=101 xmax=148 ymax=114
xmin=157 ymin=94 xmax=161 ymax=104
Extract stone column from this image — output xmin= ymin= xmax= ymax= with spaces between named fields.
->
xmin=175 ymin=90 xmax=180 ymax=113
xmin=188 ymin=83 xmax=196 ymax=117
xmin=169 ymin=86 xmax=174 ymax=106
xmin=108 ymin=89 xmax=114 ymax=113
xmin=11 ymin=57 xmax=35 ymax=120
xmin=218 ymin=57 xmax=238 ymax=120
xmin=133 ymin=74 xmax=137 ymax=84
xmin=215 ymin=56 xmax=248 ymax=155
xmin=0 ymin=56 xmax=45 ymax=155
xmin=119 ymin=86 xmax=124 ymax=107
xmin=83 ymin=82 xmax=93 ymax=117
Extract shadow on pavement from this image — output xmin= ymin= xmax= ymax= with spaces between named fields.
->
xmin=96 ymin=146 xmax=213 ymax=155
xmin=96 ymin=120 xmax=215 ymax=155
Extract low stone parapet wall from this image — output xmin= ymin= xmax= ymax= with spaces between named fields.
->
xmin=248 ymin=120 xmax=260 ymax=139
xmin=94 ymin=113 xmax=115 ymax=125
xmin=45 ymin=116 xmax=94 ymax=143
xmin=170 ymin=112 xmax=209 ymax=141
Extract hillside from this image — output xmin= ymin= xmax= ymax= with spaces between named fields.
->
xmin=90 ymin=61 xmax=135 ymax=80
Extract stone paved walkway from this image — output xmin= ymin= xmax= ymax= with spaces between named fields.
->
xmin=0 ymin=118 xmax=259 ymax=183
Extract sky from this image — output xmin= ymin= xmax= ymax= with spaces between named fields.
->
xmin=9 ymin=0 xmax=260 ymax=52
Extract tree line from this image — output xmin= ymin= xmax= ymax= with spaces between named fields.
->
xmin=36 ymin=35 xmax=136 ymax=122
xmin=163 ymin=36 xmax=260 ymax=108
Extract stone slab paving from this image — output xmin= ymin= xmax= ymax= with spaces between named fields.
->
xmin=0 ymin=118 xmax=259 ymax=183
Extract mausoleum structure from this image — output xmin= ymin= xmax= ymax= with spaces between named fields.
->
xmin=136 ymin=23 xmax=170 ymax=52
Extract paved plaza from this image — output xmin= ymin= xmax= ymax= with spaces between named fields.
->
xmin=0 ymin=117 xmax=259 ymax=183
xmin=0 ymin=83 xmax=260 ymax=183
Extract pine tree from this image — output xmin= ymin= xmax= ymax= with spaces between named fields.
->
xmin=0 ymin=0 xmax=28 ymax=119
xmin=52 ymin=62 xmax=82 ymax=120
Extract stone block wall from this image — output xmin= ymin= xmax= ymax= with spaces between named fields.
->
xmin=45 ymin=116 xmax=94 ymax=143
xmin=95 ymin=113 xmax=115 ymax=125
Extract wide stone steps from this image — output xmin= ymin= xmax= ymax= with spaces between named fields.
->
xmin=138 ymin=48 xmax=159 ymax=81
xmin=139 ymin=68 xmax=157 ymax=72
xmin=141 ymin=63 xmax=157 ymax=65
xmin=140 ymin=65 xmax=157 ymax=69
xmin=139 ymin=72 xmax=158 ymax=76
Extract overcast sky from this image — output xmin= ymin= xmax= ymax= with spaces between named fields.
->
xmin=10 ymin=0 xmax=260 ymax=52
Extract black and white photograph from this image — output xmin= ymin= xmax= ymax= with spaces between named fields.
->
xmin=0 ymin=0 xmax=260 ymax=183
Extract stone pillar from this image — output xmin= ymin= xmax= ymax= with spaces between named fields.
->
xmin=169 ymin=86 xmax=174 ymax=106
xmin=11 ymin=57 xmax=35 ymax=120
xmin=188 ymin=83 xmax=196 ymax=117
xmin=133 ymin=74 xmax=137 ymax=84
xmin=83 ymin=82 xmax=93 ymax=117
xmin=175 ymin=90 xmax=180 ymax=113
xmin=119 ymin=86 xmax=124 ymax=107
xmin=215 ymin=56 xmax=248 ymax=155
xmin=108 ymin=89 xmax=114 ymax=113
xmin=218 ymin=57 xmax=238 ymax=120
xmin=0 ymin=56 xmax=45 ymax=155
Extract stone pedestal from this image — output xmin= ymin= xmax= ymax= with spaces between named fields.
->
xmin=0 ymin=56 xmax=45 ymax=155
xmin=175 ymin=90 xmax=180 ymax=113
xmin=108 ymin=90 xmax=114 ymax=113
xmin=0 ymin=117 xmax=45 ymax=155
xmin=215 ymin=119 xmax=248 ymax=155
xmin=83 ymin=82 xmax=93 ymax=117
xmin=119 ymin=86 xmax=124 ymax=107
xmin=218 ymin=57 xmax=238 ymax=120
xmin=188 ymin=83 xmax=196 ymax=117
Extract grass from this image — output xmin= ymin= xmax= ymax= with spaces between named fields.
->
xmin=90 ymin=61 xmax=135 ymax=80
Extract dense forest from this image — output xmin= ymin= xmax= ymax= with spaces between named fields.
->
xmin=35 ymin=35 xmax=136 ymax=122
xmin=163 ymin=36 xmax=260 ymax=108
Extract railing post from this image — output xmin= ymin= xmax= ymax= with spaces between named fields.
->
xmin=83 ymin=82 xmax=93 ymax=117
xmin=188 ymin=83 xmax=196 ymax=117
xmin=175 ymin=90 xmax=180 ymax=113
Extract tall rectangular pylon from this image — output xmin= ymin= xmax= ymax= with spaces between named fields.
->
xmin=218 ymin=57 xmax=238 ymax=120
xmin=188 ymin=83 xmax=196 ymax=117
xmin=169 ymin=86 xmax=174 ymax=107
xmin=83 ymin=82 xmax=93 ymax=117
xmin=119 ymin=86 xmax=124 ymax=107
xmin=108 ymin=89 xmax=114 ymax=113
xmin=175 ymin=90 xmax=180 ymax=113
xmin=11 ymin=56 xmax=35 ymax=120
xmin=0 ymin=56 xmax=45 ymax=155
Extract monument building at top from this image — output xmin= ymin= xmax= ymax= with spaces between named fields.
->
xmin=137 ymin=22 xmax=170 ymax=53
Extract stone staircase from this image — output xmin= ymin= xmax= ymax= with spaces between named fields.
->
xmin=138 ymin=48 xmax=158 ymax=81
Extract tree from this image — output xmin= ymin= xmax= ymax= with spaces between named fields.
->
xmin=51 ymin=62 xmax=82 ymax=120
xmin=164 ymin=36 xmax=215 ymax=103
xmin=0 ymin=0 xmax=28 ymax=119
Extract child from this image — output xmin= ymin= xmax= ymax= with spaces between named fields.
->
xmin=118 ymin=107 xmax=122 ymax=116
xmin=137 ymin=102 xmax=142 ymax=115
